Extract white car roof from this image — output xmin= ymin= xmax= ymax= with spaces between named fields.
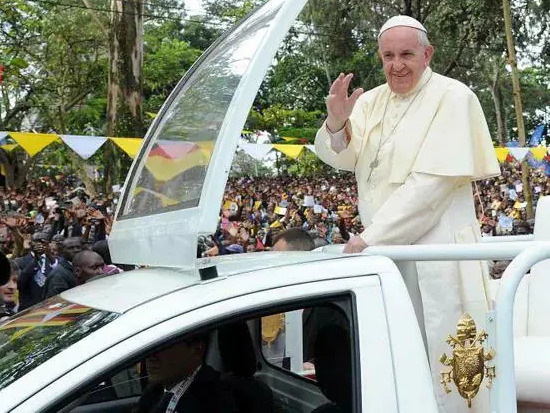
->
xmin=61 ymin=251 xmax=343 ymax=313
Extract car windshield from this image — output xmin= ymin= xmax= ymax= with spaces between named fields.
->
xmin=0 ymin=297 xmax=119 ymax=390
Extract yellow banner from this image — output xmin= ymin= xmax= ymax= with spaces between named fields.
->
xmin=110 ymin=137 xmax=143 ymax=158
xmin=0 ymin=144 xmax=18 ymax=152
xmin=530 ymin=147 xmax=548 ymax=161
xmin=9 ymin=133 xmax=60 ymax=157
xmin=494 ymin=148 xmax=509 ymax=163
xmin=273 ymin=144 xmax=304 ymax=159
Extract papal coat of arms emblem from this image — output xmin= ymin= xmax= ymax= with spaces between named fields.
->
xmin=440 ymin=313 xmax=496 ymax=408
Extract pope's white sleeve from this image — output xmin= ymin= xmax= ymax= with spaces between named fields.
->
xmin=314 ymin=120 xmax=357 ymax=172
xmin=360 ymin=173 xmax=465 ymax=245
xmin=326 ymin=127 xmax=348 ymax=153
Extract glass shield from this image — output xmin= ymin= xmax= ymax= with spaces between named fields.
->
xmin=110 ymin=0 xmax=308 ymax=268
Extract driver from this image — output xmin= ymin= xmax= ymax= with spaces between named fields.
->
xmin=137 ymin=332 xmax=234 ymax=413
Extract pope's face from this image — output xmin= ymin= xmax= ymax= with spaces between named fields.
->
xmin=378 ymin=26 xmax=434 ymax=95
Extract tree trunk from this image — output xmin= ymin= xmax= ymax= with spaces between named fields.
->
xmin=489 ymin=67 xmax=506 ymax=146
xmin=502 ymin=0 xmax=533 ymax=219
xmin=0 ymin=150 xmax=15 ymax=188
xmin=106 ymin=0 xmax=144 ymax=191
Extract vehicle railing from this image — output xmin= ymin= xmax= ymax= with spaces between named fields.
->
xmin=320 ymin=241 xmax=540 ymax=260
xmin=357 ymin=241 xmax=550 ymax=413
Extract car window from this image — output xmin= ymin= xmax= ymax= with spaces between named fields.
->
xmin=261 ymin=304 xmax=351 ymax=383
xmin=0 ymin=298 xmax=119 ymax=390
xmin=54 ymin=297 xmax=356 ymax=413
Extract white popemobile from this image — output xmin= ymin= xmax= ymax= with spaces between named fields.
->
xmin=1 ymin=1 xmax=549 ymax=412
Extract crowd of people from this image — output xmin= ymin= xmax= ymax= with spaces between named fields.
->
xmin=476 ymin=162 xmax=550 ymax=237
xmin=1 ymin=160 xmax=549 ymax=319
xmin=0 ymin=175 xmax=122 ymax=320
xmin=205 ymin=161 xmax=549 ymax=257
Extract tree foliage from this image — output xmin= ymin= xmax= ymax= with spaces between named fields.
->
xmin=0 ymin=0 xmax=548 ymax=188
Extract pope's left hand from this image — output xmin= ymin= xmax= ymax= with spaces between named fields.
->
xmin=343 ymin=235 xmax=367 ymax=253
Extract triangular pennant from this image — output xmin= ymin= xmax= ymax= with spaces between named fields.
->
xmin=0 ymin=144 xmax=18 ymax=152
xmin=9 ymin=132 xmax=60 ymax=157
xmin=508 ymin=147 xmax=530 ymax=162
xmin=530 ymin=147 xmax=548 ymax=161
xmin=306 ymin=145 xmax=316 ymax=155
xmin=0 ymin=132 xmax=8 ymax=145
xmin=61 ymin=135 xmax=107 ymax=160
xmin=273 ymin=144 xmax=304 ymax=159
xmin=495 ymin=148 xmax=510 ymax=163
xmin=239 ymin=143 xmax=273 ymax=160
xmin=110 ymin=137 xmax=143 ymax=158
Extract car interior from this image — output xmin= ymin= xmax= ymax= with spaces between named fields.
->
xmin=54 ymin=299 xmax=356 ymax=413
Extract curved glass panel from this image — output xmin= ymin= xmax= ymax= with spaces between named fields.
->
xmin=122 ymin=0 xmax=284 ymax=218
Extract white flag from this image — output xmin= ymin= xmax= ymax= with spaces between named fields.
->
xmin=61 ymin=135 xmax=108 ymax=160
xmin=239 ymin=143 xmax=273 ymax=160
xmin=508 ymin=147 xmax=530 ymax=163
xmin=306 ymin=145 xmax=317 ymax=155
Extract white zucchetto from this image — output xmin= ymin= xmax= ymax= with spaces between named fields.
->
xmin=378 ymin=15 xmax=427 ymax=39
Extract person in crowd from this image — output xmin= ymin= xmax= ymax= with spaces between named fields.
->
xmin=43 ymin=237 xmax=82 ymax=299
xmin=0 ymin=251 xmax=10 ymax=286
xmin=72 ymin=250 xmax=105 ymax=285
xmin=137 ymin=332 xmax=234 ymax=413
xmin=314 ymin=15 xmax=500 ymax=411
xmin=17 ymin=232 xmax=57 ymax=310
xmin=272 ymin=227 xmax=315 ymax=252
xmin=0 ymin=260 xmax=19 ymax=321
xmin=92 ymin=240 xmax=124 ymax=275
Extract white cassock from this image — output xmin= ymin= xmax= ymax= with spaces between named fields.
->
xmin=315 ymin=67 xmax=501 ymax=413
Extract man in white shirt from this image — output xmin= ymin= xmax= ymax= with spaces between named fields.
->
xmin=315 ymin=15 xmax=500 ymax=412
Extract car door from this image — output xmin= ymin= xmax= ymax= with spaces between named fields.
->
xmin=13 ymin=257 xmax=419 ymax=413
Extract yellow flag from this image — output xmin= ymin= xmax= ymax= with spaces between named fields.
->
xmin=273 ymin=144 xmax=304 ymax=159
xmin=494 ymin=148 xmax=509 ymax=163
xmin=0 ymin=144 xmax=18 ymax=152
xmin=110 ymin=137 xmax=144 ymax=158
xmin=530 ymin=147 xmax=548 ymax=161
xmin=9 ymin=132 xmax=60 ymax=157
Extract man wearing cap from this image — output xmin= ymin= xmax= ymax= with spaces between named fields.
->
xmin=315 ymin=16 xmax=500 ymax=412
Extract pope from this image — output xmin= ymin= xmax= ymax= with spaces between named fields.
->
xmin=315 ymin=15 xmax=500 ymax=412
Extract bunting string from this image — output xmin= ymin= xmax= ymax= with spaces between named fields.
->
xmin=0 ymin=132 xmax=547 ymax=177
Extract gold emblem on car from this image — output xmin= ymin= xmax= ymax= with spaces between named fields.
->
xmin=440 ymin=313 xmax=496 ymax=408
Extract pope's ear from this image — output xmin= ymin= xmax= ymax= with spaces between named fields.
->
xmin=425 ymin=44 xmax=435 ymax=63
